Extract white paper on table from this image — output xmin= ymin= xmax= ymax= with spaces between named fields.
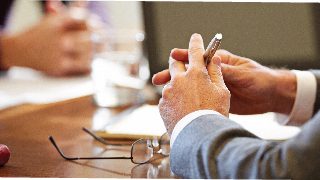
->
xmin=95 ymin=105 xmax=167 ymax=139
xmin=0 ymin=67 xmax=94 ymax=110
xmin=230 ymin=113 xmax=300 ymax=140
xmin=95 ymin=105 xmax=300 ymax=141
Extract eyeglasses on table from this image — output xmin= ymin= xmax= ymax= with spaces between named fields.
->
xmin=49 ymin=127 xmax=170 ymax=164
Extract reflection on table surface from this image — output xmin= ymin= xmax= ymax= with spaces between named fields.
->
xmin=0 ymin=96 xmax=177 ymax=178
xmin=131 ymin=156 xmax=177 ymax=178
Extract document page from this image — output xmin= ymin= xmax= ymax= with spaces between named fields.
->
xmin=0 ymin=67 xmax=94 ymax=110
xmin=94 ymin=105 xmax=167 ymax=139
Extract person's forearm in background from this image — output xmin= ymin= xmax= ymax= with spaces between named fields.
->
xmin=0 ymin=35 xmax=3 ymax=71
xmin=0 ymin=34 xmax=23 ymax=70
xmin=0 ymin=34 xmax=8 ymax=71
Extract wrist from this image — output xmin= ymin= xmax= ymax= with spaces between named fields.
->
xmin=1 ymin=35 xmax=17 ymax=69
xmin=0 ymin=35 xmax=9 ymax=70
xmin=272 ymin=70 xmax=297 ymax=114
xmin=1 ymin=34 xmax=29 ymax=69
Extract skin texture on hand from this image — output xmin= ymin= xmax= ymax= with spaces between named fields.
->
xmin=158 ymin=34 xmax=230 ymax=135
xmin=153 ymin=49 xmax=296 ymax=115
xmin=0 ymin=13 xmax=93 ymax=76
xmin=216 ymin=50 xmax=296 ymax=115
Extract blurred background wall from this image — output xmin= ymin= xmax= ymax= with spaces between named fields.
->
xmin=143 ymin=2 xmax=320 ymax=76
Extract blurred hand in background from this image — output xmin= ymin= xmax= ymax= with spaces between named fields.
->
xmin=1 ymin=12 xmax=92 ymax=76
xmin=0 ymin=1 xmax=110 ymax=76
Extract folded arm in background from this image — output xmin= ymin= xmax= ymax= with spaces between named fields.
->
xmin=155 ymin=33 xmax=320 ymax=178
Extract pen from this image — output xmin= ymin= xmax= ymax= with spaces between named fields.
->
xmin=203 ymin=33 xmax=222 ymax=65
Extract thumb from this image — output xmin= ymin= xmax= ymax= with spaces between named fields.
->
xmin=207 ymin=56 xmax=225 ymax=86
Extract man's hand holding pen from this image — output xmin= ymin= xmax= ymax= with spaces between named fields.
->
xmin=158 ymin=33 xmax=230 ymax=135
xmin=154 ymin=36 xmax=297 ymax=120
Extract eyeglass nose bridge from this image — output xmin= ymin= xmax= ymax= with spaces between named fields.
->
xmin=143 ymin=137 xmax=164 ymax=154
xmin=151 ymin=140 xmax=170 ymax=157
xmin=151 ymin=137 xmax=169 ymax=156
xmin=148 ymin=139 xmax=161 ymax=156
xmin=151 ymin=138 xmax=159 ymax=148
xmin=131 ymin=135 xmax=171 ymax=164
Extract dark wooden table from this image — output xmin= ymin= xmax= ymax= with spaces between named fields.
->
xmin=0 ymin=96 xmax=177 ymax=178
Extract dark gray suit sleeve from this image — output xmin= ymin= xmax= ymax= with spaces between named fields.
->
xmin=309 ymin=70 xmax=320 ymax=112
xmin=170 ymin=112 xmax=320 ymax=179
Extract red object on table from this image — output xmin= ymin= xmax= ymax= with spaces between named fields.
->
xmin=0 ymin=144 xmax=10 ymax=166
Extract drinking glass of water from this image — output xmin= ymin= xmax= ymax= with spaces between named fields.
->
xmin=91 ymin=29 xmax=150 ymax=107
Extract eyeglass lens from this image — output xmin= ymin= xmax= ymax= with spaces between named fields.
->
xmin=132 ymin=139 xmax=154 ymax=164
xmin=131 ymin=133 xmax=170 ymax=164
xmin=159 ymin=133 xmax=170 ymax=156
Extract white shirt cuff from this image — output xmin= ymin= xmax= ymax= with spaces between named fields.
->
xmin=170 ymin=110 xmax=223 ymax=147
xmin=275 ymin=70 xmax=317 ymax=126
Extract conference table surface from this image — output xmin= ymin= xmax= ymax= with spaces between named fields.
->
xmin=0 ymin=96 xmax=177 ymax=178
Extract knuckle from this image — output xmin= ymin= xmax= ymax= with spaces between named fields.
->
xmin=158 ymin=98 xmax=165 ymax=108
xmin=222 ymin=87 xmax=231 ymax=99
xmin=246 ymin=58 xmax=259 ymax=65
xmin=171 ymin=73 xmax=184 ymax=83
xmin=189 ymin=47 xmax=203 ymax=55
xmin=216 ymin=49 xmax=230 ymax=55
xmin=162 ymin=85 xmax=173 ymax=99
xmin=169 ymin=57 xmax=183 ymax=68
xmin=226 ymin=89 xmax=231 ymax=97
xmin=187 ymin=67 xmax=207 ymax=77
xmin=169 ymin=59 xmax=179 ymax=67
xmin=168 ymin=56 xmax=173 ymax=63
xmin=214 ymin=85 xmax=230 ymax=99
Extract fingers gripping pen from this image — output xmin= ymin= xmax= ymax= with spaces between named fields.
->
xmin=203 ymin=33 xmax=222 ymax=65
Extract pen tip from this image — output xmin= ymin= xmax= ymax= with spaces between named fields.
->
xmin=215 ymin=33 xmax=223 ymax=40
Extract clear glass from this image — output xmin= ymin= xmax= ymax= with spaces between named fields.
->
xmin=91 ymin=29 xmax=150 ymax=107
xmin=132 ymin=139 xmax=154 ymax=164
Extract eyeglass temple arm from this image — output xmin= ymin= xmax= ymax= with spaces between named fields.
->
xmin=82 ymin=127 xmax=125 ymax=146
xmin=48 ymin=136 xmax=132 ymax=160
